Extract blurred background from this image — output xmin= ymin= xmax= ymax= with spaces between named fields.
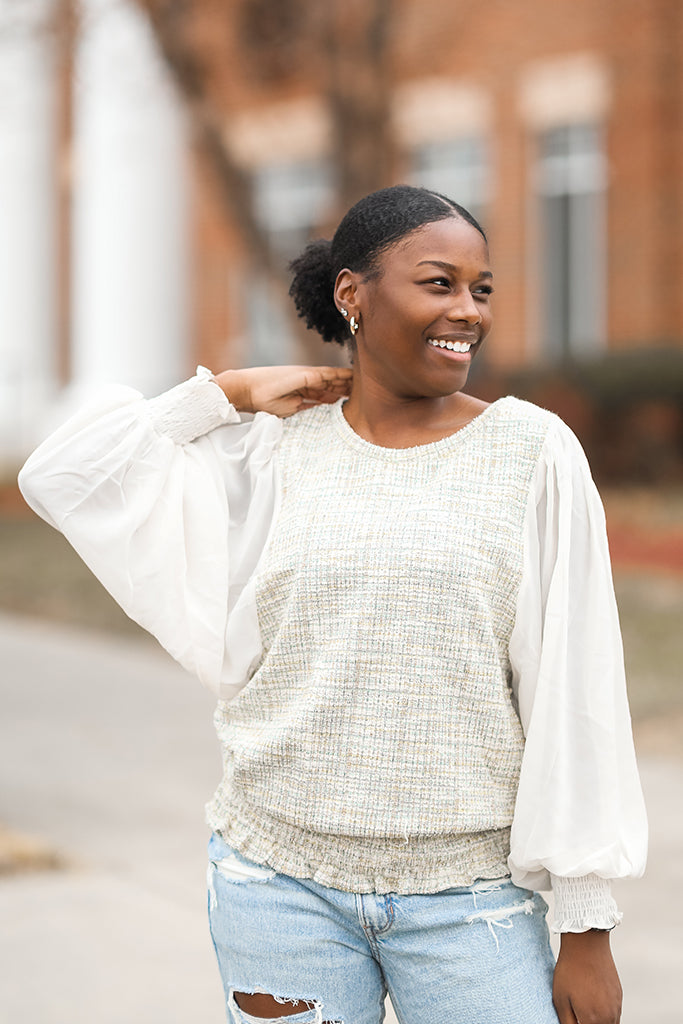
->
xmin=0 ymin=1 xmax=682 ymax=1022
xmin=1 ymin=0 xmax=683 ymax=476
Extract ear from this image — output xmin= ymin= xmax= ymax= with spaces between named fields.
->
xmin=334 ymin=268 xmax=361 ymax=314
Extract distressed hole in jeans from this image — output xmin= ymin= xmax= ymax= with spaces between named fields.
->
xmin=207 ymin=854 xmax=276 ymax=909
xmin=465 ymin=896 xmax=536 ymax=952
xmin=212 ymin=853 xmax=276 ymax=883
xmin=230 ymin=988 xmax=335 ymax=1022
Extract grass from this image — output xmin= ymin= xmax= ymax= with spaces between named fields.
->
xmin=611 ymin=572 xmax=683 ymax=720
xmin=0 ymin=515 xmax=146 ymax=640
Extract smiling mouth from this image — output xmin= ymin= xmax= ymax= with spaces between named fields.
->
xmin=427 ymin=337 xmax=476 ymax=353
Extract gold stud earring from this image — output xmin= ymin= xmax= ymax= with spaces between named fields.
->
xmin=340 ymin=307 xmax=348 ymax=317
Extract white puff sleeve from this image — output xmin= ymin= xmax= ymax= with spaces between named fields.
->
xmin=508 ymin=417 xmax=648 ymax=932
xmin=18 ymin=369 xmax=282 ymax=697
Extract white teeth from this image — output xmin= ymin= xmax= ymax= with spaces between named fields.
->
xmin=428 ymin=338 xmax=472 ymax=353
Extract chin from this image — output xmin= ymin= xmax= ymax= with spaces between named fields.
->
xmin=425 ymin=373 xmax=471 ymax=399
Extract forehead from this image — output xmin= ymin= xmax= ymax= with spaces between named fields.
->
xmin=381 ymin=217 xmax=490 ymax=273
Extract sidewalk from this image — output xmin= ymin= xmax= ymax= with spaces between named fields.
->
xmin=0 ymin=612 xmax=680 ymax=1024
xmin=0 ymin=614 xmax=225 ymax=1024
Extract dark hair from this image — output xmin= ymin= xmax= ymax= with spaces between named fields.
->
xmin=288 ymin=184 xmax=487 ymax=345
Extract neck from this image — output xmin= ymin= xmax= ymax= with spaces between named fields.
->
xmin=343 ymin=371 xmax=471 ymax=448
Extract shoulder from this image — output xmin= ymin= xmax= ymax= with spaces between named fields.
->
xmin=479 ymin=397 xmax=595 ymax=485
xmin=482 ymin=395 xmax=564 ymax=446
xmin=489 ymin=398 xmax=599 ymax=505
xmin=489 ymin=394 xmax=558 ymax=428
xmin=280 ymin=400 xmax=338 ymax=445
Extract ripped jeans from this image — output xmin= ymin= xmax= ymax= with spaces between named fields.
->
xmin=207 ymin=832 xmax=559 ymax=1024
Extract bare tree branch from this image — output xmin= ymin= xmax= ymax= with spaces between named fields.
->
xmin=324 ymin=0 xmax=397 ymax=214
xmin=133 ymin=0 xmax=398 ymax=362
xmin=136 ymin=0 xmax=276 ymax=275
xmin=137 ymin=0 xmax=397 ymax=250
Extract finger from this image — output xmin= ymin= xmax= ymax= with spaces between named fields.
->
xmin=297 ymin=381 xmax=352 ymax=399
xmin=297 ymin=394 xmax=345 ymax=409
xmin=300 ymin=367 xmax=353 ymax=390
xmin=310 ymin=366 xmax=353 ymax=378
xmin=553 ymin=995 xmax=579 ymax=1024
xmin=299 ymin=395 xmax=343 ymax=407
xmin=299 ymin=385 xmax=351 ymax=399
xmin=298 ymin=385 xmax=350 ymax=399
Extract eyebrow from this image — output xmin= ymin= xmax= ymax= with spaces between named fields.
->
xmin=417 ymin=260 xmax=493 ymax=279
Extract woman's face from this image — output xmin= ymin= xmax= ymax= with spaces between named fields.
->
xmin=340 ymin=216 xmax=493 ymax=400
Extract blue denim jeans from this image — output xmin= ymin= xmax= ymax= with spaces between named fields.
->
xmin=207 ymin=832 xmax=558 ymax=1024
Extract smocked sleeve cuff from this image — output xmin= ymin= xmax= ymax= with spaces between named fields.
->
xmin=550 ymin=873 xmax=623 ymax=933
xmin=147 ymin=365 xmax=240 ymax=445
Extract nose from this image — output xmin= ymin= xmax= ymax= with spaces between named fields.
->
xmin=446 ymin=286 xmax=481 ymax=324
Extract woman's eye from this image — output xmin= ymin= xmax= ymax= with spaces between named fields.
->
xmin=429 ymin=277 xmax=450 ymax=287
xmin=474 ymin=285 xmax=494 ymax=296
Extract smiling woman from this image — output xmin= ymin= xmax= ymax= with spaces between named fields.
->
xmin=334 ymin=217 xmax=493 ymax=438
xmin=18 ymin=185 xmax=647 ymax=1024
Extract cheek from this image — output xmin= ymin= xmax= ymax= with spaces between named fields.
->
xmin=361 ymin=302 xmax=420 ymax=348
xmin=479 ymin=305 xmax=493 ymax=333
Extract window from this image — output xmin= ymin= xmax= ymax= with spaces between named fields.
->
xmin=409 ymin=137 xmax=489 ymax=226
xmin=247 ymin=159 xmax=334 ymax=365
xmin=536 ymin=123 xmax=606 ymax=359
xmin=254 ymin=160 xmax=334 ymax=262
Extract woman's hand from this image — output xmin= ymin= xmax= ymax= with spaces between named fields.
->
xmin=214 ymin=365 xmax=353 ymax=417
xmin=553 ymin=930 xmax=623 ymax=1023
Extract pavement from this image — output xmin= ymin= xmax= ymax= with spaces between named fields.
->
xmin=0 ymin=612 xmax=680 ymax=1024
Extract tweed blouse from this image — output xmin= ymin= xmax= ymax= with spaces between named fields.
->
xmin=18 ymin=368 xmax=647 ymax=932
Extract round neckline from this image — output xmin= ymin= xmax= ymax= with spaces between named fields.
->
xmin=330 ymin=396 xmax=511 ymax=458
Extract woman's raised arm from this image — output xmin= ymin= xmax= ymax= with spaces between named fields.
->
xmin=214 ymin=364 xmax=352 ymax=417
xmin=17 ymin=365 xmax=349 ymax=693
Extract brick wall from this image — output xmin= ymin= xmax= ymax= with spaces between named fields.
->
xmin=187 ymin=0 xmax=683 ymax=372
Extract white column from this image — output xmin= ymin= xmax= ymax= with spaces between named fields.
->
xmin=69 ymin=0 xmax=189 ymax=403
xmin=0 ymin=0 xmax=59 ymax=458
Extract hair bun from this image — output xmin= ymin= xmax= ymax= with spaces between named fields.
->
xmin=289 ymin=239 xmax=348 ymax=345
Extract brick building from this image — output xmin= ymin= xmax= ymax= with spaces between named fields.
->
xmin=1 ymin=0 xmax=682 ymax=472
xmin=188 ymin=0 xmax=683 ymax=379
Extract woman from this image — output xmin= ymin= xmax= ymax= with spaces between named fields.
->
xmin=19 ymin=185 xmax=647 ymax=1024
